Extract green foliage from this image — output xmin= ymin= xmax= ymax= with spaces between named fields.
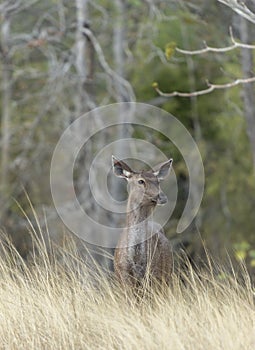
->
xmin=234 ymin=241 xmax=255 ymax=268
xmin=165 ymin=42 xmax=176 ymax=61
xmin=128 ymin=2 xmax=255 ymax=266
xmin=1 ymin=0 xmax=254 ymax=268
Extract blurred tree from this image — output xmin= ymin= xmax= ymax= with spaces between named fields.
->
xmin=149 ymin=0 xmax=255 ymax=267
xmin=0 ymin=0 xmax=254 ymax=272
xmin=1 ymin=2 xmax=12 ymax=204
xmin=239 ymin=14 xmax=255 ymax=172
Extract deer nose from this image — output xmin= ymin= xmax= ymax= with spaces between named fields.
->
xmin=157 ymin=191 xmax=168 ymax=205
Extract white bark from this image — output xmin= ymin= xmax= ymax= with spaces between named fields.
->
xmin=75 ymin=0 xmax=88 ymax=80
xmin=1 ymin=12 xmax=11 ymax=202
xmin=239 ymin=17 xmax=255 ymax=172
xmin=218 ymin=0 xmax=255 ymax=24
xmin=75 ymin=0 xmax=88 ymax=117
xmin=111 ymin=0 xmax=135 ymax=203
xmin=113 ymin=0 xmax=125 ymax=93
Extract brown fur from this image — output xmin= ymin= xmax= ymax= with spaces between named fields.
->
xmin=112 ymin=157 xmax=173 ymax=290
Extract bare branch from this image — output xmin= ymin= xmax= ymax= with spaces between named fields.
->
xmin=0 ymin=0 xmax=39 ymax=16
xmin=176 ymin=28 xmax=255 ymax=55
xmin=81 ymin=27 xmax=135 ymax=102
xmin=0 ymin=1 xmax=21 ymax=14
xmin=153 ymin=76 xmax=255 ymax=98
xmin=217 ymin=0 xmax=255 ymax=24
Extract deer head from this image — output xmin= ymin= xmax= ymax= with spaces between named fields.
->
xmin=112 ymin=156 xmax=173 ymax=209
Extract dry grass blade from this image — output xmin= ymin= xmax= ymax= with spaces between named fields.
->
xmin=0 ymin=206 xmax=254 ymax=349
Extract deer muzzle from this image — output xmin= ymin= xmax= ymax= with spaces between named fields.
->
xmin=157 ymin=191 xmax=168 ymax=205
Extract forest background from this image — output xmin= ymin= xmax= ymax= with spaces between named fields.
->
xmin=1 ymin=0 xmax=255 ymax=274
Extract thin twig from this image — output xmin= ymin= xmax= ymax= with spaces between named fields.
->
xmin=176 ymin=28 xmax=255 ymax=55
xmin=154 ymin=76 xmax=255 ymax=98
xmin=217 ymin=0 xmax=255 ymax=24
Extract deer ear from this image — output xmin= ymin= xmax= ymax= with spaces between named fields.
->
xmin=153 ymin=158 xmax=173 ymax=181
xmin=112 ymin=156 xmax=133 ymax=179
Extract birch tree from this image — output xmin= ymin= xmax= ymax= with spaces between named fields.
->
xmin=0 ymin=0 xmax=41 ymax=222
xmin=239 ymin=16 xmax=255 ymax=171
xmin=0 ymin=3 xmax=11 ymax=206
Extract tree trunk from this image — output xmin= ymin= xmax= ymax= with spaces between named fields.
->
xmin=75 ymin=0 xmax=88 ymax=117
xmin=240 ymin=17 xmax=255 ymax=173
xmin=111 ymin=0 xmax=134 ymax=201
xmin=0 ymin=12 xmax=11 ymax=215
xmin=74 ymin=0 xmax=111 ymax=267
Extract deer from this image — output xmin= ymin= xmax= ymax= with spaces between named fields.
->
xmin=112 ymin=156 xmax=173 ymax=291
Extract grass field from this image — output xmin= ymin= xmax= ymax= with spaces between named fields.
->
xmin=0 ymin=230 xmax=254 ymax=350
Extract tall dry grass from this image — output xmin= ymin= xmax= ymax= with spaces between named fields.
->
xmin=0 ymin=224 xmax=254 ymax=349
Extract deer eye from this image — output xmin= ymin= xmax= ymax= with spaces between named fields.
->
xmin=138 ymin=179 xmax=145 ymax=185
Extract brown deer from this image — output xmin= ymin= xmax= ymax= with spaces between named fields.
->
xmin=112 ymin=156 xmax=173 ymax=290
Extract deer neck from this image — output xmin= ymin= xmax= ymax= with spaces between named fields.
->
xmin=125 ymin=195 xmax=156 ymax=245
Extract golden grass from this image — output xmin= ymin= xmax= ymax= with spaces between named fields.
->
xmin=0 ymin=230 xmax=254 ymax=350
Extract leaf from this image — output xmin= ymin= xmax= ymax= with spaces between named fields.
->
xmin=235 ymin=250 xmax=247 ymax=261
xmin=248 ymin=250 xmax=255 ymax=259
xmin=165 ymin=42 xmax=176 ymax=60
xmin=233 ymin=241 xmax=250 ymax=252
